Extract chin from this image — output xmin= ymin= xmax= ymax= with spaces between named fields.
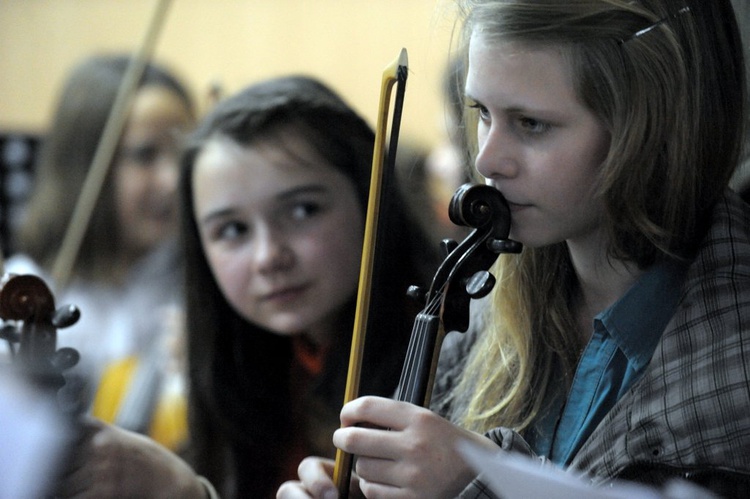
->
xmin=265 ymin=320 xmax=307 ymax=337
xmin=512 ymin=234 xmax=556 ymax=249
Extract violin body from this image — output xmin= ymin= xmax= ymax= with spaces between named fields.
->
xmin=92 ymin=353 xmax=188 ymax=451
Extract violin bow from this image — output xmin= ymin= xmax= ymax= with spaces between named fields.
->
xmin=333 ymin=47 xmax=409 ymax=497
xmin=51 ymin=0 xmax=173 ymax=289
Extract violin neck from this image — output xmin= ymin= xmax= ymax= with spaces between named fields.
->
xmin=395 ymin=313 xmax=444 ymax=407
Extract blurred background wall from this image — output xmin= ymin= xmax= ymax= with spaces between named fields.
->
xmin=0 ymin=0 xmax=463 ymax=253
xmin=0 ymin=0 xmax=460 ymax=148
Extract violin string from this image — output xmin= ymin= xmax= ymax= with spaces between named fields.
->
xmin=398 ymin=294 xmax=442 ymax=403
xmin=408 ymin=320 xmax=426 ymax=402
xmin=398 ymin=316 xmax=422 ymax=400
xmin=413 ymin=319 xmax=430 ymax=402
xmin=398 ymin=240 xmax=472 ymax=402
xmin=398 ymin=320 xmax=420 ymax=400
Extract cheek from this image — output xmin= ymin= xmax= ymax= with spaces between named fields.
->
xmin=329 ymin=233 xmax=363 ymax=281
xmin=115 ymin=167 xmax=146 ymax=212
xmin=204 ymin=248 xmax=247 ymax=310
xmin=540 ymin=139 xmax=605 ymax=206
xmin=304 ymin=222 xmax=363 ymax=290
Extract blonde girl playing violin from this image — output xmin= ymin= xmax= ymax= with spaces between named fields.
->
xmin=279 ymin=0 xmax=750 ymax=497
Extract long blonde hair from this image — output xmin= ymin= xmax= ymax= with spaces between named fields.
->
xmin=450 ymin=0 xmax=746 ymax=433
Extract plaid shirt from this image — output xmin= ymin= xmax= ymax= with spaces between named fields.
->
xmin=447 ymin=190 xmax=750 ymax=498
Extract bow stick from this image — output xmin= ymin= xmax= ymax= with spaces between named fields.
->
xmin=332 ymin=47 xmax=409 ymax=497
xmin=51 ymin=0 xmax=173 ymax=288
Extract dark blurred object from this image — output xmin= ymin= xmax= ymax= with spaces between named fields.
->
xmin=0 ymin=132 xmax=39 ymax=257
xmin=740 ymin=178 xmax=750 ymax=204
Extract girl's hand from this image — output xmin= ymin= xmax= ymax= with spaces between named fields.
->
xmin=333 ymin=396 xmax=493 ymax=499
xmin=277 ymin=456 xmax=364 ymax=499
xmin=54 ymin=417 xmax=206 ymax=498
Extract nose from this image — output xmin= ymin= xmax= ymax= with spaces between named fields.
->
xmin=152 ymin=153 xmax=179 ymax=196
xmin=474 ymin=124 xmax=520 ymax=181
xmin=252 ymin=225 xmax=294 ymax=273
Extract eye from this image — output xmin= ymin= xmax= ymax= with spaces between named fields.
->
xmin=518 ymin=116 xmax=551 ymax=134
xmin=120 ymin=144 xmax=161 ymax=166
xmin=213 ymin=220 xmax=249 ymax=242
xmin=289 ymin=201 xmax=322 ymax=221
xmin=467 ymin=102 xmax=491 ymax=123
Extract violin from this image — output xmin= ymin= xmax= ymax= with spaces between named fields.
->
xmin=334 ymin=182 xmax=522 ymax=496
xmin=397 ymin=182 xmax=522 ymax=406
xmin=91 ymin=318 xmax=188 ymax=451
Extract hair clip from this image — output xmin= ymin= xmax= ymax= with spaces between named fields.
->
xmin=620 ymin=6 xmax=691 ymax=44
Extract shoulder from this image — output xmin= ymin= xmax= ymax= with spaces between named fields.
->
xmin=571 ymin=191 xmax=750 ymax=483
xmin=687 ymin=189 xmax=750 ymax=283
xmin=674 ymin=189 xmax=749 ymax=345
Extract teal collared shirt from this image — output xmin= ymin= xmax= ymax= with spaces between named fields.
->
xmin=527 ymin=259 xmax=687 ymax=466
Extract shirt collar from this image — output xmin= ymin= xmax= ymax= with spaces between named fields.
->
xmin=594 ymin=258 xmax=687 ymax=369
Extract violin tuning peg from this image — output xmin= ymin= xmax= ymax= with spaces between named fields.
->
xmin=440 ymin=239 xmax=458 ymax=258
xmin=52 ymin=304 xmax=81 ymax=329
xmin=0 ymin=324 xmax=20 ymax=343
xmin=406 ymin=285 xmax=427 ymax=304
xmin=51 ymin=347 xmax=80 ymax=372
xmin=465 ymin=270 xmax=496 ymax=299
xmin=488 ymin=238 xmax=523 ymax=254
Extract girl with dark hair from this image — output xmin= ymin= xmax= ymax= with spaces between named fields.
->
xmin=53 ymin=75 xmax=438 ymax=498
xmin=181 ymin=75 xmax=437 ymax=497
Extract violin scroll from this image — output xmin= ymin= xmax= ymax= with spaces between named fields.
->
xmin=0 ymin=274 xmax=81 ymax=392
xmin=447 ymin=183 xmax=523 ymax=254
xmin=448 ymin=183 xmax=509 ymax=236
xmin=396 ymin=183 xmax=522 ymax=408
xmin=429 ymin=183 xmax=522 ymax=334
xmin=0 ymin=273 xmax=56 ymax=319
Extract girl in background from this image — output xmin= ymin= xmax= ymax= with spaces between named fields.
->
xmin=6 ymin=54 xmax=195 ymax=449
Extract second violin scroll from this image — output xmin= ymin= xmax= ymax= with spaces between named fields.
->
xmin=0 ymin=273 xmax=82 ymax=406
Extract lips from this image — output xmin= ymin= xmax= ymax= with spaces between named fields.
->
xmin=507 ymin=201 xmax=531 ymax=211
xmin=142 ymin=202 xmax=174 ymax=221
xmin=485 ymin=184 xmax=529 ymax=211
xmin=261 ymin=284 xmax=309 ymax=303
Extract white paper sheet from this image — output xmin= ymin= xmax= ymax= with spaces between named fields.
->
xmin=0 ymin=372 xmax=71 ymax=499
xmin=456 ymin=440 xmax=717 ymax=499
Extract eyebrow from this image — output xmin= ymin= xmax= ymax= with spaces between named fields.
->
xmin=465 ymin=92 xmax=566 ymax=120
xmin=464 ymin=92 xmax=479 ymax=103
xmin=276 ymin=184 xmax=329 ymax=201
xmin=199 ymin=207 xmax=236 ymax=227
xmin=465 ymin=93 xmax=529 ymax=115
